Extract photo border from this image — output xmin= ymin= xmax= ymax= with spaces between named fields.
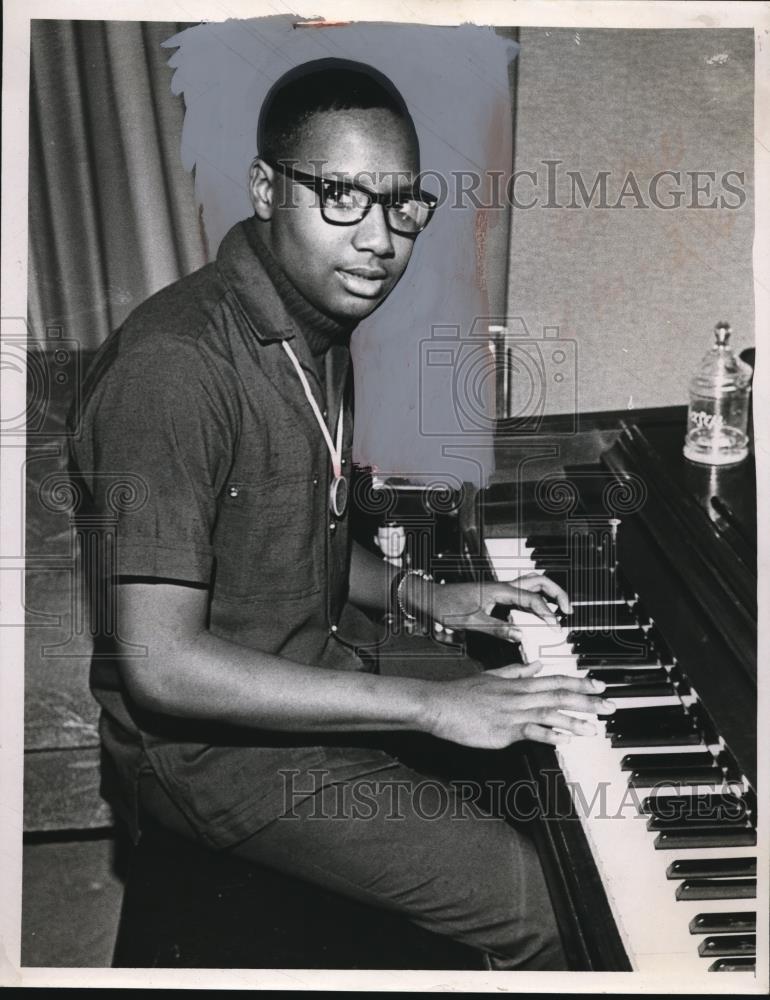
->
xmin=2 ymin=0 xmax=768 ymax=991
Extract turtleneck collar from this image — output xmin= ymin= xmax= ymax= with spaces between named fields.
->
xmin=242 ymin=214 xmax=356 ymax=359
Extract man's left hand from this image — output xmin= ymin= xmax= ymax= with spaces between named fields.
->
xmin=414 ymin=573 xmax=572 ymax=643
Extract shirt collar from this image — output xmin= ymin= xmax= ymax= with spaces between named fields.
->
xmin=216 ymin=215 xmax=356 ymax=347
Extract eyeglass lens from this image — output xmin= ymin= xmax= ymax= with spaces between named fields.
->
xmin=320 ymin=183 xmax=431 ymax=234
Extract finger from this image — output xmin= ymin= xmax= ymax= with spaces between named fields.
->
xmin=485 ymin=661 xmax=543 ymax=679
xmin=534 ymin=711 xmax=602 ymax=736
xmin=519 ymin=674 xmax=607 ymax=694
xmin=520 ymin=722 xmax=572 ymax=745
xmin=513 ymin=590 xmax=558 ymax=624
xmin=499 ymin=622 xmax=523 ymax=644
xmin=502 ymin=576 xmax=572 ymax=617
xmin=522 ymin=691 xmax=615 ymax=715
xmin=482 ymin=583 xmax=543 ymax=614
xmin=467 ymin=613 xmax=524 ymax=642
xmin=522 ymin=576 xmax=572 ymax=615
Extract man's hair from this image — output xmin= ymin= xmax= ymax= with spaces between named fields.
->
xmin=258 ymin=58 xmax=418 ymax=163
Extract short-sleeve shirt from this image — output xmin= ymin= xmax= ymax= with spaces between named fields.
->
xmin=69 ymin=218 xmax=399 ymax=848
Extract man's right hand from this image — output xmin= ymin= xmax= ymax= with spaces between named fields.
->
xmin=421 ymin=663 xmax=615 ymax=750
xmin=116 ymin=582 xmax=614 ymax=746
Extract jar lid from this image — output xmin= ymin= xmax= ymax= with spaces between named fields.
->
xmin=690 ymin=322 xmax=752 ymax=395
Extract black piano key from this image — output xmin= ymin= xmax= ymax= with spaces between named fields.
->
xmin=571 ymin=630 xmax=652 ymax=656
xmin=690 ymin=912 xmax=756 ymax=934
xmin=604 ymin=682 xmax=675 ymax=699
xmin=676 ymin=878 xmax=757 ymax=900
xmin=605 ymin=705 xmax=687 ymax=728
xmin=610 ymin=721 xmax=698 ymax=740
xmin=532 ymin=554 xmax=572 ymax=571
xmin=547 ymin=573 xmax=626 ymax=604
xmin=528 ymin=537 xmax=566 ymax=550
xmin=657 ymin=827 xmax=757 ymax=849
xmin=526 ymin=533 xmax=566 ymax=546
xmin=531 ymin=558 xmax=569 ymax=573
xmin=698 ymin=935 xmax=755 ymax=958
xmin=559 ymin=604 xmax=638 ymax=629
xmin=611 ymin=730 xmax=702 ymax=748
xmin=607 ymin=711 xmax=696 ymax=741
xmin=578 ymin=651 xmax=659 ymax=668
xmin=569 ymin=631 xmax=648 ymax=648
xmin=648 ymin=631 xmax=674 ymax=664
xmin=595 ymin=664 xmax=685 ymax=689
xmin=642 ymin=793 xmax=749 ymax=821
xmin=629 ymin=766 xmax=729 ymax=788
xmin=621 ymin=751 xmax=714 ymax=771
xmin=649 ymin=814 xmax=752 ymax=831
xmin=587 ymin=667 xmax=668 ymax=685
xmin=577 ymin=578 xmax=628 ymax=602
xmin=570 ymin=622 xmax=646 ymax=641
xmin=708 ymin=957 xmax=755 ymax=972
xmin=667 ymin=858 xmax=757 ymax=880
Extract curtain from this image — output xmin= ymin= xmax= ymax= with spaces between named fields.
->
xmin=28 ymin=19 xmax=207 ymax=349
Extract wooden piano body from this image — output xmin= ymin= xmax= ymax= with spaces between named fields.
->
xmin=474 ymin=404 xmax=758 ymax=974
xmin=361 ymin=404 xmax=759 ymax=975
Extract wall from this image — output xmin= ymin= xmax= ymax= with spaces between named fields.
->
xmin=167 ymin=18 xmax=518 ymax=487
xmin=506 ymin=28 xmax=755 ymax=417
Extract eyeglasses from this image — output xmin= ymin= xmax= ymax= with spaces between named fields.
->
xmin=264 ymin=158 xmax=437 ymax=237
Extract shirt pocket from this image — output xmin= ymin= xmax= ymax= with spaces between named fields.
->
xmin=212 ymin=474 xmax=321 ymax=601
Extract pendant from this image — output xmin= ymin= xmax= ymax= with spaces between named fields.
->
xmin=329 ymin=475 xmax=348 ymax=518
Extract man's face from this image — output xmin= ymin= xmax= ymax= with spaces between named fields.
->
xmin=262 ymin=109 xmax=420 ymax=323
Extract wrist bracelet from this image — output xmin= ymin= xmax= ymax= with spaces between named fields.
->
xmin=395 ymin=568 xmax=434 ymax=622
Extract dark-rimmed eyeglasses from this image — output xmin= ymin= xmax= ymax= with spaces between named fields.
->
xmin=264 ymin=157 xmax=437 ymax=237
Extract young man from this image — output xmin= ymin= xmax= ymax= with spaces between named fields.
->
xmin=70 ymin=60 xmax=611 ymax=969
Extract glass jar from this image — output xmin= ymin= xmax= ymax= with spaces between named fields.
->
xmin=683 ymin=322 xmax=752 ymax=466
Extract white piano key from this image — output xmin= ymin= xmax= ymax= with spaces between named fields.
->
xmin=616 ymin=744 xmax=712 ymax=757
xmin=605 ymin=695 xmax=683 ymax=709
xmin=560 ymin=748 xmax=757 ymax=971
xmin=484 ymin=535 xmax=758 ymax=977
xmin=571 ymin=599 xmax=628 ymax=606
xmin=566 ymin=623 xmax=643 ymax=631
xmin=482 ymin=538 xmax=537 ymax=581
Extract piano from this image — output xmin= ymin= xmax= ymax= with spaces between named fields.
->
xmin=461 ymin=405 xmax=760 ymax=976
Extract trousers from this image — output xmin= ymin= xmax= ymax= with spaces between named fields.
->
xmin=138 ymin=755 xmax=567 ymax=971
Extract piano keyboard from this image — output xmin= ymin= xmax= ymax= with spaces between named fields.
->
xmin=484 ymin=533 xmax=758 ymax=977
